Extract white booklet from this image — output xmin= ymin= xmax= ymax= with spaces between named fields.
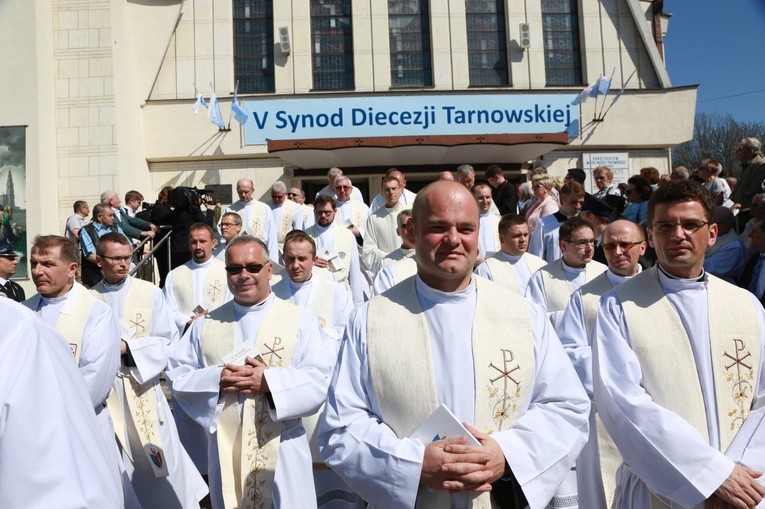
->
xmin=221 ymin=339 xmax=264 ymax=366
xmin=410 ymin=404 xmax=480 ymax=446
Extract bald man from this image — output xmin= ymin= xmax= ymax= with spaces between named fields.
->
xmin=319 ymin=181 xmax=589 ymax=509
xmin=220 ymin=178 xmax=279 ymax=262
xmin=556 ymin=220 xmax=647 ymax=509
xmin=704 ymin=205 xmax=746 ymax=283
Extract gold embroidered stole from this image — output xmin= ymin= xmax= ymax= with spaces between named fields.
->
xmin=201 ymin=299 xmax=301 ymax=509
xmin=24 ymin=283 xmax=95 ymax=363
xmin=172 ymin=259 xmax=227 ymax=314
xmin=540 ymin=260 xmax=607 ymax=313
xmin=93 ymin=278 xmax=168 ymax=478
xmin=367 ymin=276 xmax=536 ymax=509
xmin=276 ymin=201 xmax=298 ymax=247
xmin=614 ymin=267 xmax=761 ymax=507
xmin=241 ymin=201 xmax=268 ymax=239
xmin=307 ymin=224 xmax=356 ymax=285
xmin=575 ymin=272 xmax=621 ymax=508
xmin=392 ymin=257 xmax=418 ymax=287
xmin=485 ymin=255 xmax=521 ymax=294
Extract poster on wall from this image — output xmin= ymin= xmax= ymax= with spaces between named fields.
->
xmin=0 ymin=126 xmax=28 ymax=279
xmin=582 ymin=152 xmax=630 ymax=195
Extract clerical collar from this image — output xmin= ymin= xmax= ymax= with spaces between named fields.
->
xmin=415 ymin=274 xmax=475 ymax=305
xmin=191 ymin=257 xmax=215 ymax=269
xmin=233 ymin=292 xmax=272 ymax=313
xmin=657 ymin=264 xmax=706 ymax=283
xmin=41 ymin=284 xmax=76 ymax=304
xmin=498 ymin=251 xmax=522 ymax=263
xmin=561 ymin=259 xmax=587 ymax=274
xmin=102 ymin=277 xmax=129 ymax=290
xmin=606 ymin=267 xmax=640 ymax=286
xmin=288 ymin=276 xmax=312 ymax=292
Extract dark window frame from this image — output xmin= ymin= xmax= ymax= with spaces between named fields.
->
xmin=311 ymin=0 xmax=355 ymax=91
xmin=541 ymin=0 xmax=583 ymax=86
xmin=232 ymin=0 xmax=275 ymax=94
xmin=388 ymin=0 xmax=433 ymax=88
xmin=465 ymin=0 xmax=509 ymax=87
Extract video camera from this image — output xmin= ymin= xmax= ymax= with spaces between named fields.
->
xmin=168 ymin=186 xmax=214 ymax=209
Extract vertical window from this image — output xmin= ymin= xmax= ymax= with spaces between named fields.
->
xmin=541 ymin=0 xmax=582 ymax=85
xmin=388 ymin=0 xmax=432 ymax=88
xmin=465 ymin=0 xmax=508 ymax=87
xmin=233 ymin=0 xmax=275 ymax=93
xmin=311 ymin=0 xmax=354 ymax=90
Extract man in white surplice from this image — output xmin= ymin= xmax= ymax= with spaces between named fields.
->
xmin=220 ymin=178 xmax=279 ymax=262
xmin=318 ymin=181 xmax=590 ymax=509
xmin=334 ymin=175 xmax=370 ymax=245
xmin=369 ymin=168 xmax=417 ymax=213
xmin=306 ymin=195 xmax=366 ymax=305
xmin=592 ymin=180 xmax=765 ymax=509
xmin=475 ymin=214 xmax=546 ymax=295
xmin=362 ymin=175 xmax=411 ymax=274
xmin=526 ymin=217 xmax=607 ymax=331
xmin=372 ymin=209 xmax=417 ymax=296
xmin=168 ymin=235 xmax=335 ymax=509
xmin=0 ymin=298 xmax=123 ymax=508
xmin=91 ymin=232 xmax=208 ymax=508
xmin=268 ymin=181 xmax=304 ymax=251
xmin=473 ymin=182 xmax=501 ymax=262
xmin=556 ymin=220 xmax=646 ymax=509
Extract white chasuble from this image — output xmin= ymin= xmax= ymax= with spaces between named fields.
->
xmin=307 ymin=223 xmax=357 ymax=285
xmin=484 ymin=255 xmax=523 ymax=294
xmin=613 ymin=267 xmax=762 ymax=508
xmin=201 ymin=299 xmax=302 ymax=509
xmin=24 ymin=283 xmax=95 ymax=363
xmin=172 ymin=258 xmax=228 ymax=313
xmin=540 ymin=260 xmax=607 ymax=314
xmin=94 ymin=279 xmax=168 ymax=478
xmin=366 ymin=276 xmax=536 ymax=509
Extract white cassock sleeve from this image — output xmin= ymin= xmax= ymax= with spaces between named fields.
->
xmin=318 ymin=302 xmax=590 ymax=509
xmin=264 ymin=210 xmax=280 ymax=263
xmin=347 ymin=240 xmax=366 ymax=306
xmin=474 ymin=261 xmax=493 ymax=281
xmin=372 ymin=263 xmax=398 ymax=296
xmin=591 ymin=292 xmax=743 ymax=506
xmin=80 ymin=302 xmax=121 ymax=408
xmin=126 ymin=287 xmax=179 ymax=384
xmin=162 ymin=270 xmax=190 ymax=333
xmin=528 ymin=219 xmax=545 ymax=258
xmin=556 ymin=290 xmax=593 ymax=395
xmin=0 ymin=302 xmax=123 ymax=509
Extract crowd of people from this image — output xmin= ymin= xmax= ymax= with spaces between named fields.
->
xmin=2 ymin=136 xmax=765 ymax=509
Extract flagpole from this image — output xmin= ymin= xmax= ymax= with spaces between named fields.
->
xmin=226 ymin=81 xmax=238 ymax=130
xmin=600 ymin=69 xmax=636 ymax=121
xmin=596 ymin=68 xmax=616 ymax=121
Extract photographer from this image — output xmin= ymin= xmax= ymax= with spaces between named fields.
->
xmin=152 ymin=186 xmax=214 ymax=272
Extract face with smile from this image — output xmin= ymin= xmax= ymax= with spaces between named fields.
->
xmin=407 ymin=181 xmax=479 ymax=292
xmin=648 ymin=199 xmax=717 ymax=279
xmin=473 ymin=185 xmax=493 ymax=214
xmin=226 ymin=241 xmax=272 ymax=306
xmin=283 ymin=239 xmax=315 ymax=283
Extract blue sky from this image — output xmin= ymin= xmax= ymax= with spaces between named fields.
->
xmin=664 ymin=0 xmax=765 ymax=124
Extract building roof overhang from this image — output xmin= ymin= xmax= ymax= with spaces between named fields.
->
xmin=268 ymin=132 xmax=569 ymax=169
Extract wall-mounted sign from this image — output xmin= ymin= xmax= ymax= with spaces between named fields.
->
xmin=242 ymin=93 xmax=578 ymax=146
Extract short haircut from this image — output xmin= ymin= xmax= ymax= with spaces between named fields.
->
xmin=700 ymin=158 xmax=723 ymax=176
xmin=100 ymin=190 xmax=117 ymax=204
xmin=498 ymin=214 xmax=527 ymax=235
xmin=593 ymin=166 xmax=613 ymax=179
xmin=334 ymin=176 xmax=352 ymax=188
xmin=627 ymin=175 xmax=653 ymax=201
xmin=73 ymin=200 xmax=88 ymax=213
xmin=396 ymin=209 xmax=412 ymax=227
xmin=283 ymin=230 xmax=317 ymax=256
xmin=381 ymin=176 xmax=400 ymax=187
xmin=313 ymin=194 xmax=337 ymax=209
xmin=456 ymin=164 xmax=474 ymax=177
xmin=484 ymin=164 xmax=504 ymax=179
xmin=472 ymin=182 xmax=492 ymax=195
xmin=32 ymin=235 xmax=79 ymax=265
xmin=93 ymin=203 xmax=111 ymax=218
xmin=327 ymin=167 xmax=343 ymax=179
xmin=158 ymin=186 xmax=172 ymax=205
xmin=125 ymin=190 xmax=143 ymax=203
xmin=560 ymin=181 xmax=585 ymax=198
xmin=222 ymin=212 xmax=243 ymax=226
xmin=639 ymin=167 xmax=660 ymax=185
xmin=188 ymin=222 xmax=215 ymax=239
xmin=559 ymin=217 xmax=594 ymax=241
xmin=96 ymin=232 xmax=131 ymax=256
xmin=647 ymin=180 xmax=714 ymax=224
xmin=272 ymin=181 xmax=287 ymax=193
xmin=517 ymin=181 xmax=533 ymax=201
xmin=671 ymin=166 xmax=690 ymax=179
xmin=531 ymin=174 xmax=553 ymax=189
xmin=741 ymin=137 xmax=764 ymax=157
xmin=226 ymin=235 xmax=269 ymax=262
xmin=385 ymin=167 xmax=403 ymax=178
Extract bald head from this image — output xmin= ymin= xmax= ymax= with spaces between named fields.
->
xmin=236 ymin=178 xmax=255 ymax=203
xmin=439 ymin=171 xmax=455 ymax=181
xmin=711 ymin=205 xmax=735 ymax=235
xmin=408 ymin=181 xmax=480 ymax=292
xmin=602 ymin=220 xmax=646 ymax=277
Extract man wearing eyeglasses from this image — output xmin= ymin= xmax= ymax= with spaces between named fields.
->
xmin=213 ymin=212 xmax=242 ymax=262
xmin=168 ymin=235 xmax=334 ymax=509
xmin=526 ymin=217 xmax=607 ymax=331
xmin=91 ymin=233 xmax=208 ymax=508
xmin=268 ymin=181 xmax=303 ymax=251
xmin=318 ymin=181 xmax=589 ymax=509
xmin=529 ymin=181 xmax=586 ymax=263
xmin=288 ymin=186 xmax=315 ymax=228
xmin=593 ymin=180 xmax=765 ymax=509
xmin=556 ymin=220 xmax=646 ymax=509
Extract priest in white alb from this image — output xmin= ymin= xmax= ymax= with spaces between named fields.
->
xmin=474 ymin=183 xmax=501 ymax=261
xmin=167 ymin=235 xmax=336 ymax=509
xmin=334 ymin=176 xmax=370 ymax=245
xmin=91 ymin=232 xmax=208 ymax=508
xmin=475 ymin=214 xmax=546 ymax=295
xmin=556 ymin=220 xmax=646 ymax=509
xmin=268 ymin=181 xmax=304 ymax=251
xmin=319 ymin=181 xmax=590 ymax=509
xmin=372 ymin=209 xmax=417 ymax=295
xmin=362 ymin=176 xmax=411 ymax=274
xmin=220 ymin=178 xmax=279 ymax=261
xmin=0 ymin=298 xmax=123 ymax=509
xmin=592 ymin=180 xmax=765 ymax=509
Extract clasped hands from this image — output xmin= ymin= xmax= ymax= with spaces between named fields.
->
xmin=420 ymin=424 xmax=506 ymax=494
xmin=219 ymin=356 xmax=269 ymax=395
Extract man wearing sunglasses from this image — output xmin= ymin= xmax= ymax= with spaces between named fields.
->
xmin=168 ymin=235 xmax=334 ymax=509
xmin=526 ymin=217 xmax=607 ymax=331
xmin=319 ymin=180 xmax=589 ymax=509
xmin=593 ymin=180 xmax=765 ymax=509
xmin=268 ymin=181 xmax=303 ymax=251
xmin=91 ymin=233 xmax=208 ymax=508
xmin=556 ymin=220 xmax=646 ymax=509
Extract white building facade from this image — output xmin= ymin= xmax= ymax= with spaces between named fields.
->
xmin=1 ymin=0 xmax=695 ymax=274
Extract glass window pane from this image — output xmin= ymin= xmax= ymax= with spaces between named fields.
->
xmin=311 ymin=0 xmax=355 ymax=90
xmin=388 ymin=0 xmax=432 ymax=88
xmin=465 ymin=0 xmax=508 ymax=86
xmin=232 ymin=0 xmax=275 ymax=93
xmin=541 ymin=0 xmax=582 ymax=85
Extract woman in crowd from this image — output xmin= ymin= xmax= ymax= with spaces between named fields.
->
xmin=592 ymin=166 xmax=622 ymax=199
xmin=623 ymin=175 xmax=653 ymax=225
xmin=525 ymin=174 xmax=559 ymax=232
xmin=698 ymin=158 xmax=733 ymax=207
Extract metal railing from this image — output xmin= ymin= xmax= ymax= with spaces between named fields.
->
xmin=129 ymin=225 xmax=172 ymax=284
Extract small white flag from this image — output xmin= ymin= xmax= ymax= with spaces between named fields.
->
xmin=232 ymin=91 xmax=249 ymax=126
xmin=571 ymin=75 xmax=611 ymax=105
xmin=193 ymin=86 xmax=208 ymax=114
xmin=208 ymin=89 xmax=226 ymax=129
